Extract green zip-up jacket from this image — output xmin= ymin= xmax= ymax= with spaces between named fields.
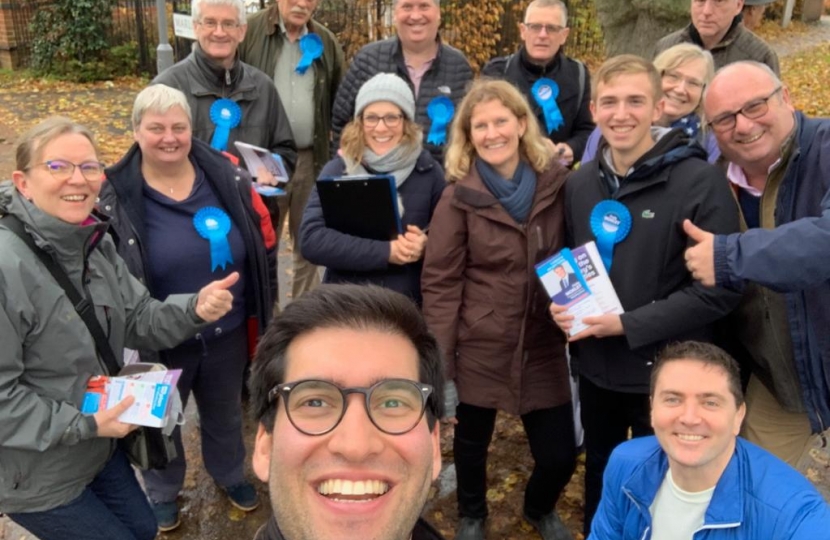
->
xmin=239 ymin=5 xmax=345 ymax=176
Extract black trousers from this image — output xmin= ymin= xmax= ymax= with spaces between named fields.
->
xmin=579 ymin=376 xmax=651 ymax=535
xmin=454 ymin=401 xmax=577 ymax=520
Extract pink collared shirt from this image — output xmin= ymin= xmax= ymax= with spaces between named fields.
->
xmin=406 ymin=57 xmax=435 ymax=98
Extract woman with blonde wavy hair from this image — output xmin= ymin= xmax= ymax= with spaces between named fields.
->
xmin=422 ymin=79 xmax=576 ymax=539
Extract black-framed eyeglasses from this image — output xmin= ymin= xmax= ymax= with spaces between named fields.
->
xmin=197 ymin=19 xmax=241 ymax=31
xmin=661 ymin=70 xmax=705 ymax=92
xmin=268 ymin=378 xmax=434 ymax=436
xmin=706 ymin=87 xmax=782 ymax=133
xmin=25 ymin=160 xmax=106 ymax=181
xmin=523 ymin=23 xmax=565 ymax=35
xmin=362 ymin=113 xmax=404 ymax=128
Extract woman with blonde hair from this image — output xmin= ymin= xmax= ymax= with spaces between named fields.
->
xmin=422 ymin=79 xmax=575 ymax=540
xmin=300 ymin=73 xmax=446 ymax=305
xmin=582 ymin=43 xmax=719 ymax=163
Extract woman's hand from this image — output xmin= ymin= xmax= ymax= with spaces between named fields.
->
xmin=388 ymin=228 xmax=425 ymax=265
xmin=94 ymin=396 xmax=139 ymax=439
xmin=403 ymin=225 xmax=428 ymax=260
xmin=195 ymin=272 xmax=239 ymax=322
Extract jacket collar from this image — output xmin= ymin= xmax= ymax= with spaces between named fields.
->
xmin=517 ymin=46 xmax=562 ymax=77
xmin=452 ymin=161 xmax=565 ymax=228
xmin=264 ymin=3 xmax=318 ymax=38
xmin=688 ymin=16 xmax=742 ymax=51
xmin=392 ymin=35 xmax=444 ymax=69
xmin=253 ymin=516 xmax=445 ymax=540
xmin=0 ymin=181 xmax=110 ymax=266
xmin=624 ymin=437 xmax=745 ymax=528
xmin=188 ymin=44 xmax=252 ymax=97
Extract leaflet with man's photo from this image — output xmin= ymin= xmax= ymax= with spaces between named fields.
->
xmin=535 ymin=241 xmax=623 ymax=336
xmin=536 ymin=248 xmax=601 ymax=336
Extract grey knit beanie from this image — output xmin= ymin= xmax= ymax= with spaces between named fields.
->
xmin=354 ymin=73 xmax=416 ymax=121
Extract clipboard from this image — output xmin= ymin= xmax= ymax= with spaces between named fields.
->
xmin=316 ymin=174 xmax=402 ymax=241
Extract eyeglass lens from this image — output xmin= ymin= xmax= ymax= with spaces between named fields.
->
xmin=284 ymin=379 xmax=427 ymax=435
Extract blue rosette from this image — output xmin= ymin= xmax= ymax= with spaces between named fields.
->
xmin=209 ymin=98 xmax=242 ymax=152
xmin=531 ymin=78 xmax=565 ymax=134
xmin=193 ymin=207 xmax=234 ymax=272
xmin=296 ymin=33 xmax=324 ymax=75
xmin=590 ymin=200 xmax=632 ymax=271
xmin=426 ymin=96 xmax=454 ymax=146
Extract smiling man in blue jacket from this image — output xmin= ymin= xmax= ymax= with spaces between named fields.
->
xmin=684 ymin=61 xmax=830 ymax=474
xmin=590 ymin=341 xmax=830 ymax=540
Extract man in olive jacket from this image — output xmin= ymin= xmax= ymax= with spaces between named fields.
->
xmin=654 ymin=0 xmax=779 ymax=74
xmin=239 ymin=0 xmax=344 ymax=301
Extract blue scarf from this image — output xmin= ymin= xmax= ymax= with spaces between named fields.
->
xmin=671 ymin=113 xmax=701 ymax=140
xmin=475 ymin=158 xmax=537 ymax=224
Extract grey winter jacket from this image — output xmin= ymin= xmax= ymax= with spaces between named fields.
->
xmin=0 ymin=182 xmax=205 ymax=513
xmin=153 ymin=44 xmax=298 ymax=175
xmin=330 ymin=37 xmax=473 ymax=162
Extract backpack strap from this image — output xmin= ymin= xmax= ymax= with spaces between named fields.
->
xmin=0 ymin=214 xmax=121 ymax=375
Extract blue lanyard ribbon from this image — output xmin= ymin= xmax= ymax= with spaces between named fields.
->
xmin=209 ymin=98 xmax=242 ymax=152
xmin=532 ymin=78 xmax=564 ymax=134
xmin=590 ymin=200 xmax=632 ymax=270
xmin=426 ymin=96 xmax=454 ymax=146
xmin=296 ymin=33 xmax=323 ymax=75
xmin=193 ymin=207 xmax=234 ymax=271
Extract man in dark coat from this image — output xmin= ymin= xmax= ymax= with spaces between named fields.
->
xmin=551 ymin=54 xmax=741 ymax=535
xmin=685 ymin=62 xmax=830 ymax=492
xmin=330 ymin=0 xmax=473 ymax=162
xmin=482 ymin=0 xmax=594 ymax=166
xmin=248 ymin=285 xmax=446 ymax=540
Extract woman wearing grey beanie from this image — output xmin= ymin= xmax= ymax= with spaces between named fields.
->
xmin=299 ymin=73 xmax=446 ymax=305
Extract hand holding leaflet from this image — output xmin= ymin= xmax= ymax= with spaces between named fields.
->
xmin=537 ymin=241 xmax=624 ymax=337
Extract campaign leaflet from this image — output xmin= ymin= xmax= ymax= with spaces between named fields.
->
xmin=233 ymin=141 xmax=289 ymax=196
xmin=81 ymin=369 xmax=183 ymax=428
xmin=535 ymin=241 xmax=624 ymax=336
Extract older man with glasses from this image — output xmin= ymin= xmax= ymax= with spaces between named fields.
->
xmin=154 ymin=0 xmax=297 ymax=181
xmin=248 ymin=284 xmax=446 ymax=540
xmin=482 ymin=0 xmax=594 ymax=167
xmin=654 ymin=0 xmax=778 ymax=75
xmin=684 ymin=62 xmax=830 ymax=487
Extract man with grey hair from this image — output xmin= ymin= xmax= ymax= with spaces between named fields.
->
xmin=240 ymin=0 xmax=345 ymax=302
xmin=330 ymin=0 xmax=473 ymax=162
xmin=154 ymin=0 xmax=297 ymax=179
xmin=482 ymin=0 xmax=593 ymax=167
xmin=684 ymin=62 xmax=830 ymax=486
xmin=654 ymin=0 xmax=779 ymax=74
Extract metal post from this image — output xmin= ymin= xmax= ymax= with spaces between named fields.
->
xmin=156 ymin=0 xmax=175 ymax=73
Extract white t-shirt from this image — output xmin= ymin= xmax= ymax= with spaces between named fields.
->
xmin=649 ymin=469 xmax=715 ymax=540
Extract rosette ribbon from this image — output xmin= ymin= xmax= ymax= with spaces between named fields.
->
xmin=532 ymin=78 xmax=564 ymax=134
xmin=590 ymin=200 xmax=632 ymax=271
xmin=296 ymin=33 xmax=324 ymax=75
xmin=426 ymin=96 xmax=454 ymax=146
xmin=193 ymin=207 xmax=234 ymax=272
xmin=209 ymin=98 xmax=242 ymax=152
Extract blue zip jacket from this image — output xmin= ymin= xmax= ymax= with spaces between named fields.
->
xmin=590 ymin=436 xmax=830 ymax=540
xmin=713 ymin=112 xmax=830 ymax=433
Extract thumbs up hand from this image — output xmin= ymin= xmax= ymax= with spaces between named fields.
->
xmin=195 ymin=272 xmax=239 ymax=322
xmin=683 ymin=220 xmax=716 ymax=287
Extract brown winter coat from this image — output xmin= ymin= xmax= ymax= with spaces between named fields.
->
xmin=421 ymin=163 xmax=570 ymax=416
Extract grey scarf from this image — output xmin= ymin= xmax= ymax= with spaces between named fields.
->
xmin=343 ymin=141 xmax=421 ymax=217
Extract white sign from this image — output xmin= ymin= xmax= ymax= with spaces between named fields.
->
xmin=173 ymin=13 xmax=196 ymax=40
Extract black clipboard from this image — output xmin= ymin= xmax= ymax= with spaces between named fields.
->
xmin=316 ymin=174 xmax=403 ymax=241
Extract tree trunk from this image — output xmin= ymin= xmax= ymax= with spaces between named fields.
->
xmin=594 ymin=0 xmax=690 ymax=58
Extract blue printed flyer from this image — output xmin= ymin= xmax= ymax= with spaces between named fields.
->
xmin=535 ymin=241 xmax=624 ymax=336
